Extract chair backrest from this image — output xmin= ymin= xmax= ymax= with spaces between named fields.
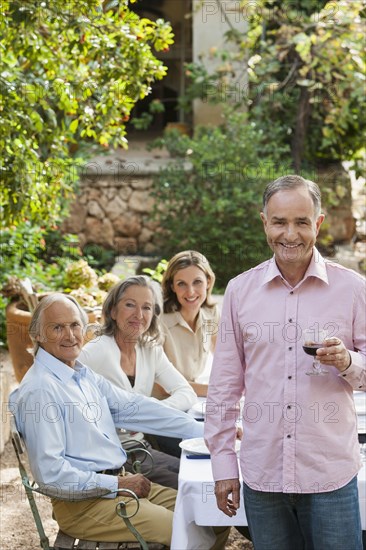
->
xmin=123 ymin=439 xmax=154 ymax=476
xmin=11 ymin=415 xmax=24 ymax=455
xmin=11 ymin=415 xmax=52 ymax=550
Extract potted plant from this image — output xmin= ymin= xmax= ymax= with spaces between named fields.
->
xmin=2 ymin=263 xmax=121 ymax=382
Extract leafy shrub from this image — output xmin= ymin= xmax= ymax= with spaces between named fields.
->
xmin=143 ymin=259 xmax=168 ymax=284
xmin=97 ymin=273 xmax=121 ymax=291
xmin=1 ymin=0 xmax=174 ymax=226
xmin=150 ymin=112 xmax=294 ymax=289
xmin=82 ymin=244 xmax=116 ymax=272
xmin=63 ymin=260 xmax=98 ymax=290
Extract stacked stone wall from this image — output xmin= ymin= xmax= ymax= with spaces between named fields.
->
xmin=62 ymin=158 xmax=162 ymax=256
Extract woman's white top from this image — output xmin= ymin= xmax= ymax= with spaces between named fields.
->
xmin=79 ymin=334 xmax=197 ymax=412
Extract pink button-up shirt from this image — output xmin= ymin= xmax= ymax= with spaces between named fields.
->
xmin=205 ymin=249 xmax=366 ymax=493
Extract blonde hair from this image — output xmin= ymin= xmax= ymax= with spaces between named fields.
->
xmin=162 ymin=250 xmax=216 ymax=313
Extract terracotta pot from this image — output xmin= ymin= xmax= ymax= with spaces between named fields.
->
xmin=6 ymin=298 xmax=99 ymax=382
xmin=6 ymin=300 xmax=34 ymax=382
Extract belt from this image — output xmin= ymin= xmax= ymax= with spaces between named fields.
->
xmin=97 ymin=466 xmax=125 ymax=476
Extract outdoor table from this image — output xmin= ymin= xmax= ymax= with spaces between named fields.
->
xmin=172 ymin=391 xmax=366 ymax=550
xmin=171 ymin=451 xmax=366 ymax=550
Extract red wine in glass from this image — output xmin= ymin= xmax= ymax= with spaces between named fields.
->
xmin=303 ymin=344 xmax=321 ymax=356
xmin=302 ymin=328 xmax=329 ymax=376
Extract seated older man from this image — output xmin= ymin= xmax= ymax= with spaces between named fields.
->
xmin=9 ymin=293 xmax=228 ymax=548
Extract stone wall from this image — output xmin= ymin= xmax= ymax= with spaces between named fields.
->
xmin=62 ymin=154 xmax=187 ymax=256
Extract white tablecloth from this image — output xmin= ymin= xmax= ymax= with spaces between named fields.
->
xmin=355 ymin=391 xmax=366 ymax=435
xmin=173 ymin=392 xmax=366 ymax=549
xmin=172 ymin=452 xmax=366 ymax=550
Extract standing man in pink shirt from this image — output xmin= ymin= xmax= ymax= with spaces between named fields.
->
xmin=205 ymin=175 xmax=365 ymax=549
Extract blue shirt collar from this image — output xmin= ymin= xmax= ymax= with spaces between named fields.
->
xmin=36 ymin=347 xmax=88 ymax=382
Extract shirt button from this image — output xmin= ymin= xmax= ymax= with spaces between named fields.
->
xmin=288 ymin=346 xmax=292 ymax=351
xmin=288 ymin=375 xmax=292 ymax=379
xmin=288 ymin=318 xmax=293 ymax=323
xmin=287 ymin=405 xmax=291 ymax=409
xmin=290 ymin=291 xmax=294 ymax=295
xmin=287 ymin=434 xmax=291 ymax=438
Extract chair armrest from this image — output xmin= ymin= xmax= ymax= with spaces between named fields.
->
xmin=115 ymin=489 xmax=150 ymax=550
xmin=115 ymin=488 xmax=140 ymax=519
xmin=24 ymin=480 xmax=144 ymax=503
xmin=125 ymin=445 xmax=154 ymax=475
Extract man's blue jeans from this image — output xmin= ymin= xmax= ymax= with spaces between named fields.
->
xmin=243 ymin=477 xmax=363 ymax=550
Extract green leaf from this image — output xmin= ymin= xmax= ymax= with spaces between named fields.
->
xmin=69 ymin=119 xmax=79 ymax=133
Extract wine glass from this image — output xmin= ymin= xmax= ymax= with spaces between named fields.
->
xmin=302 ymin=327 xmax=329 ymax=376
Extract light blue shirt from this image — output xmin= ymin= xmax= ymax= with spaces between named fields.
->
xmin=9 ymin=348 xmax=203 ymax=496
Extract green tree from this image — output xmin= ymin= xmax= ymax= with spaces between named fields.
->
xmin=0 ymin=0 xmax=174 ymax=225
xmin=183 ymin=0 xmax=365 ymax=174
xmin=150 ymin=0 xmax=363 ymax=286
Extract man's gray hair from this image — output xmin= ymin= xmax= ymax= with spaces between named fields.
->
xmin=262 ymin=175 xmax=322 ymax=217
xmin=29 ymin=293 xmax=88 ymax=353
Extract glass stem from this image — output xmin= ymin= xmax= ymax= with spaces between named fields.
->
xmin=313 ymin=358 xmax=321 ymax=371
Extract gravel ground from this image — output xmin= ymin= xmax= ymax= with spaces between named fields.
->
xmin=0 ymin=436 xmax=59 ymax=549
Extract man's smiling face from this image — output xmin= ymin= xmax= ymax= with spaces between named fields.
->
xmin=260 ymin=187 xmax=324 ymax=273
xmin=37 ymin=299 xmax=84 ymax=368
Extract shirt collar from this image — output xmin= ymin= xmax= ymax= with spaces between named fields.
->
xmin=36 ymin=347 xmax=88 ymax=383
xmin=261 ymin=248 xmax=329 ymax=287
xmin=164 ymin=311 xmax=192 ymax=329
xmin=163 ymin=308 xmax=207 ymax=330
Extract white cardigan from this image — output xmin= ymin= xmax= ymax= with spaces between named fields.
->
xmin=79 ymin=334 xmax=198 ymax=412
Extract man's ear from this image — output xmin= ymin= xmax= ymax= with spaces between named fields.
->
xmin=315 ymin=213 xmax=325 ymax=235
xmin=260 ymin=212 xmax=267 ymax=229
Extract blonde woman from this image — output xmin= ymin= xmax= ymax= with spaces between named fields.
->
xmin=161 ymin=250 xmax=219 ymax=397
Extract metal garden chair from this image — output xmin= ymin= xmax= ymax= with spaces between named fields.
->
xmin=10 ymin=416 xmax=167 ymax=550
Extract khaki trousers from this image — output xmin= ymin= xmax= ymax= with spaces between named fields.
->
xmin=52 ymin=482 xmax=176 ymax=545
xmin=212 ymin=526 xmax=231 ymax=549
